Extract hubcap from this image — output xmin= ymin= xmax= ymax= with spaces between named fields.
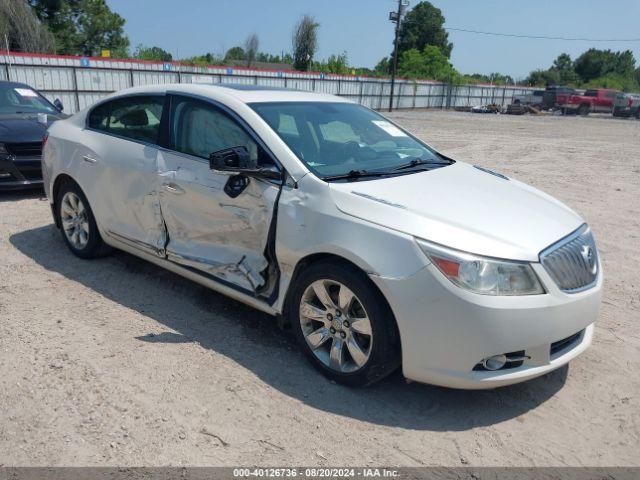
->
xmin=60 ymin=192 xmax=89 ymax=250
xmin=299 ymin=279 xmax=373 ymax=373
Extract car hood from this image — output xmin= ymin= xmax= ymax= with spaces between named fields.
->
xmin=328 ymin=162 xmax=583 ymax=262
xmin=0 ymin=113 xmax=63 ymax=144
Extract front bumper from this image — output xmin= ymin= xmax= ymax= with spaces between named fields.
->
xmin=0 ymin=155 xmax=43 ymax=190
xmin=371 ymin=258 xmax=602 ymax=389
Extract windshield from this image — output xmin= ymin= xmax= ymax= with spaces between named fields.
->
xmin=250 ymin=102 xmax=448 ymax=179
xmin=0 ymin=84 xmax=58 ymax=114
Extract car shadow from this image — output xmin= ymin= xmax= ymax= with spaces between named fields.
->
xmin=10 ymin=224 xmax=569 ymax=431
xmin=0 ymin=189 xmax=45 ymax=203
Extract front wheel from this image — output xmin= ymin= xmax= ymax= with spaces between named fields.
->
xmin=288 ymin=261 xmax=400 ymax=387
xmin=578 ymin=104 xmax=590 ymax=116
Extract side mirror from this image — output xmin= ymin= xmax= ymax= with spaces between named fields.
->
xmin=210 ymin=146 xmax=254 ymax=171
xmin=53 ymin=98 xmax=64 ymax=112
xmin=209 ymin=146 xmax=282 ymax=181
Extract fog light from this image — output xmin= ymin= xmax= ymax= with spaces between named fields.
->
xmin=0 ymin=172 xmax=11 ymax=179
xmin=482 ymin=354 xmax=507 ymax=371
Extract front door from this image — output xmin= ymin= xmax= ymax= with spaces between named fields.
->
xmin=157 ymin=95 xmax=281 ymax=294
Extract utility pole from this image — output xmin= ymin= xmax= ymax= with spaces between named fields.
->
xmin=388 ymin=0 xmax=408 ymax=112
xmin=4 ymin=34 xmax=11 ymax=81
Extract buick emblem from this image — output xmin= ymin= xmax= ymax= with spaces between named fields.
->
xmin=581 ymin=245 xmax=597 ymax=274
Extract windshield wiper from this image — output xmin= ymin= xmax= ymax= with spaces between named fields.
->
xmin=391 ymin=158 xmax=451 ymax=171
xmin=323 ymin=169 xmax=388 ymax=182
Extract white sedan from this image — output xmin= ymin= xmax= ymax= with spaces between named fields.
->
xmin=42 ymin=84 xmax=602 ymax=389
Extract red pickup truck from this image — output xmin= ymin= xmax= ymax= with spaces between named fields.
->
xmin=556 ymin=88 xmax=619 ymax=115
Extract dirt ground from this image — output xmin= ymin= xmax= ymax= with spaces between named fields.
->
xmin=0 ymin=111 xmax=639 ymax=467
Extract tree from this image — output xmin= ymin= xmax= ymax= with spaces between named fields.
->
xmin=525 ymin=69 xmax=560 ymax=87
xmin=28 ymin=0 xmax=129 ymax=57
xmin=244 ymin=33 xmax=259 ymax=67
xmin=550 ymin=53 xmax=579 ymax=84
xmin=574 ymin=48 xmax=636 ymax=82
xmin=182 ymin=52 xmax=222 ymax=67
xmin=292 ymin=14 xmax=319 ymax=71
xmin=134 ymin=45 xmax=172 ymax=62
xmin=396 ymin=1 xmax=452 ymax=67
xmin=312 ymin=52 xmax=350 ymax=75
xmin=224 ymin=46 xmax=245 ymax=63
xmin=374 ymin=57 xmax=390 ymax=76
xmin=397 ymin=45 xmax=457 ymax=81
xmin=1 ymin=0 xmax=55 ymax=53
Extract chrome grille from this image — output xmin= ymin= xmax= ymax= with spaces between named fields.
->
xmin=540 ymin=225 xmax=599 ymax=293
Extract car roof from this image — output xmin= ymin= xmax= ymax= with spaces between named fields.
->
xmin=0 ymin=80 xmax=34 ymax=89
xmin=107 ymin=83 xmax=352 ymax=105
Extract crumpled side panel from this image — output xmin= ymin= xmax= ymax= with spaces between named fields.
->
xmin=157 ymin=152 xmax=278 ymax=293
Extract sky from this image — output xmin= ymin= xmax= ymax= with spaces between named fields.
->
xmin=106 ymin=0 xmax=640 ymax=80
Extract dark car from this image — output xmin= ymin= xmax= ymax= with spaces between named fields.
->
xmin=0 ymin=81 xmax=66 ymax=190
xmin=541 ymin=85 xmax=576 ymax=110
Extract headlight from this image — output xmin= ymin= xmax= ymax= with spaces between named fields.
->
xmin=417 ymin=239 xmax=545 ymax=296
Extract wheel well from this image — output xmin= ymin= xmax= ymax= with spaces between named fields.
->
xmin=51 ymin=174 xmax=79 ymax=228
xmin=281 ymin=253 xmax=400 ymax=344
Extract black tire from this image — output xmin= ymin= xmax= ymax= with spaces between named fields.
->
xmin=55 ymin=179 xmax=111 ymax=259
xmin=578 ymin=104 xmax=590 ymax=116
xmin=287 ymin=260 xmax=401 ymax=387
xmin=635 ymin=108 xmax=640 ymax=120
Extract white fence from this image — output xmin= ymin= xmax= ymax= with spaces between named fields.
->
xmin=1 ymin=52 xmax=534 ymax=114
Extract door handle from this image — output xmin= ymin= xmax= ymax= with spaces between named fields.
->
xmin=82 ymin=155 xmax=98 ymax=164
xmin=162 ymin=182 xmax=185 ymax=195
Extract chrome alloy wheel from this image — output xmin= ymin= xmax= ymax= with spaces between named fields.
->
xmin=60 ymin=191 xmax=90 ymax=250
xmin=299 ymin=279 xmax=373 ymax=373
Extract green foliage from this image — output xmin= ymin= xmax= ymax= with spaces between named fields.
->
xmin=312 ymin=52 xmax=350 ymax=75
xmin=224 ymin=46 xmax=246 ymax=63
xmin=29 ymin=0 xmax=129 ymax=57
xmin=582 ymin=73 xmax=639 ymax=92
xmin=181 ymin=53 xmax=222 ymax=67
xmin=526 ymin=69 xmax=560 ymax=87
xmin=292 ymin=14 xmax=319 ymax=71
xmin=374 ymin=57 xmax=390 ymax=76
xmin=396 ymin=1 xmax=452 ymax=61
xmin=525 ymin=49 xmax=639 ymax=92
xmin=398 ymin=45 xmax=457 ymax=81
xmin=574 ymin=48 xmax=635 ymax=82
xmin=133 ymin=45 xmax=172 ymax=62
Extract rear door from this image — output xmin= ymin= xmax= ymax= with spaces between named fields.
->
xmin=81 ymin=95 xmax=167 ymax=254
xmin=156 ymin=94 xmax=281 ymax=294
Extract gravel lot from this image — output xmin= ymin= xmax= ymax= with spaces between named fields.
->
xmin=1 ymin=111 xmax=638 ymax=467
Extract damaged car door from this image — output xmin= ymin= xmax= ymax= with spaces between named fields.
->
xmin=85 ymin=95 xmax=167 ymax=254
xmin=157 ymin=95 xmax=281 ymax=295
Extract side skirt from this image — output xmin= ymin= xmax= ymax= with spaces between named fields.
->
xmin=101 ymin=232 xmax=279 ymax=316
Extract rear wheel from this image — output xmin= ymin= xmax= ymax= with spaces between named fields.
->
xmin=635 ymin=108 xmax=640 ymax=120
xmin=56 ymin=181 xmax=110 ymax=259
xmin=288 ymin=261 xmax=400 ymax=387
xmin=578 ymin=104 xmax=590 ymax=116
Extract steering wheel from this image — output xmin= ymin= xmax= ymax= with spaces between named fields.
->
xmin=335 ymin=140 xmax=361 ymax=159
xmin=334 ymin=141 xmax=379 ymax=163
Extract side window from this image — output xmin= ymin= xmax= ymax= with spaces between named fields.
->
xmin=170 ymin=97 xmax=261 ymax=163
xmin=88 ymin=102 xmax=110 ymax=131
xmin=88 ymin=96 xmax=164 ymax=144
